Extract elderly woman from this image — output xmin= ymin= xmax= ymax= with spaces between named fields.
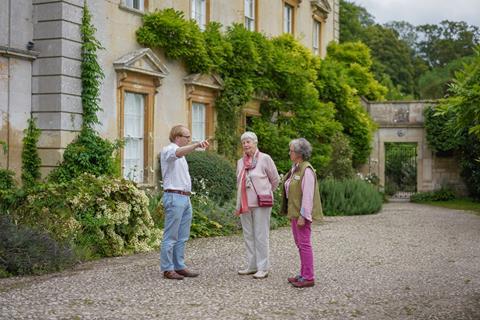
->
xmin=281 ymin=138 xmax=323 ymax=288
xmin=235 ymin=131 xmax=279 ymax=279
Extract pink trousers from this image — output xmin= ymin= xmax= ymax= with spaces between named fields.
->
xmin=290 ymin=218 xmax=314 ymax=281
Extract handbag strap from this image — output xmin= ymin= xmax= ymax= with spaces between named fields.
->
xmin=246 ymin=169 xmax=260 ymax=196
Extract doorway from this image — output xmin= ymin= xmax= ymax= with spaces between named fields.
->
xmin=384 ymin=142 xmax=417 ymax=196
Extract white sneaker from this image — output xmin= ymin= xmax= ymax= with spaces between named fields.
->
xmin=238 ymin=269 xmax=257 ymax=275
xmin=253 ymin=270 xmax=268 ymax=279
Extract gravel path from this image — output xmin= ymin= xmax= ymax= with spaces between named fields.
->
xmin=1 ymin=202 xmax=480 ymax=320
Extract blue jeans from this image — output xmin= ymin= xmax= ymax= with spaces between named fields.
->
xmin=160 ymin=193 xmax=193 ymax=271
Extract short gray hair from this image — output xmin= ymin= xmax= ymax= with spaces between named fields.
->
xmin=289 ymin=138 xmax=312 ymax=160
xmin=240 ymin=131 xmax=258 ymax=144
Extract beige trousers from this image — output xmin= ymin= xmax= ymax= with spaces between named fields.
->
xmin=240 ymin=207 xmax=272 ymax=271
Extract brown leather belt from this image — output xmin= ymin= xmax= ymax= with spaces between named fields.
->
xmin=164 ymin=189 xmax=191 ymax=196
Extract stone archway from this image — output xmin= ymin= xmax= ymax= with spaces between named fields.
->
xmin=361 ymin=100 xmax=465 ymax=195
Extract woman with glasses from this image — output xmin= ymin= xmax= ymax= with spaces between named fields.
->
xmin=281 ymin=138 xmax=323 ymax=288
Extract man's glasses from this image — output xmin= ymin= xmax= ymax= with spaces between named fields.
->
xmin=181 ymin=135 xmax=191 ymax=139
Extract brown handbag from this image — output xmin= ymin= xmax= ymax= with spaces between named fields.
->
xmin=250 ymin=175 xmax=273 ymax=207
xmin=256 ymin=194 xmax=273 ymax=207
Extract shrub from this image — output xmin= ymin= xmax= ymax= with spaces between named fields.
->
xmin=410 ymin=187 xmax=456 ymax=202
xmin=146 ymin=189 xmax=165 ymax=228
xmin=186 ymin=151 xmax=236 ymax=205
xmin=460 ymin=135 xmax=480 ymax=200
xmin=0 ymin=168 xmax=15 ymax=191
xmin=0 ymin=215 xmax=77 ymax=276
xmin=190 ymin=194 xmax=240 ymax=238
xmin=320 ymin=178 xmax=383 ymax=215
xmin=48 ymin=129 xmax=121 ymax=183
xmin=424 ymin=105 xmax=464 ymax=153
xmin=12 ymin=174 xmax=161 ymax=258
xmin=21 ymin=118 xmax=42 ymax=189
xmin=270 ymin=186 xmax=290 ymax=229
xmin=0 ymin=170 xmax=24 ymax=213
xmin=323 ymin=132 xmax=354 ymax=179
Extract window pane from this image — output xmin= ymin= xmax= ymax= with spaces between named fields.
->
xmin=245 ymin=0 xmax=255 ymax=31
xmin=313 ymin=20 xmax=319 ymax=55
xmin=124 ymin=92 xmax=144 ymax=183
xmin=245 ymin=0 xmax=253 ymax=17
xmin=125 ymin=0 xmax=143 ymax=10
xmin=284 ymin=4 xmax=293 ymax=34
xmin=192 ymin=0 xmax=206 ymax=31
xmin=192 ymin=102 xmax=206 ymax=142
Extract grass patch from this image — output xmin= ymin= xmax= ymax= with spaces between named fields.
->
xmin=415 ymin=198 xmax=480 ymax=215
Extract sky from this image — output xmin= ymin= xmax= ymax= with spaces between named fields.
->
xmin=351 ymin=0 xmax=480 ymax=27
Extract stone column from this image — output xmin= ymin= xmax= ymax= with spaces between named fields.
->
xmin=32 ymin=0 xmax=84 ymax=177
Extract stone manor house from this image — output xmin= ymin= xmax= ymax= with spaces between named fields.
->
xmin=1 ymin=0 xmax=464 ymax=193
xmin=1 ymin=0 xmax=340 ymax=186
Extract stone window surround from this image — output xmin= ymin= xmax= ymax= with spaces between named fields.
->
xmin=184 ymin=74 xmax=223 ymax=148
xmin=119 ymin=0 xmax=149 ymax=15
xmin=185 ymin=87 xmax=216 ymax=146
xmin=114 ymin=48 xmax=168 ymax=186
xmin=283 ymin=0 xmax=296 ymax=35
xmin=312 ymin=16 xmax=324 ymax=56
xmin=117 ymin=71 xmax=156 ymax=186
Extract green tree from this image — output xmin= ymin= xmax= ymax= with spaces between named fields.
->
xmin=416 ymin=20 xmax=480 ymax=68
xmin=437 ymin=47 xmax=480 ymax=138
xmin=339 ymin=1 xmax=417 ymax=98
xmin=424 ymin=105 xmax=463 ymax=152
xmin=339 ymin=0 xmax=374 ymax=43
xmin=316 ymin=42 xmax=381 ymax=167
xmin=385 ymin=21 xmax=418 ymax=49
xmin=436 ymin=47 xmax=480 ymax=199
xmin=418 ymin=56 xmax=474 ymax=99
xmin=361 ymin=25 xmax=416 ymax=96
xmin=252 ymin=35 xmax=341 ymax=173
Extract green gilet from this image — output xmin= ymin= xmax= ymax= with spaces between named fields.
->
xmin=281 ymin=161 xmax=323 ymax=221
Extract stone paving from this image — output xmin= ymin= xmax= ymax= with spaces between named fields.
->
xmin=1 ymin=202 xmax=480 ymax=320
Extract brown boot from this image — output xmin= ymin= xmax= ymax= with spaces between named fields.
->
xmin=291 ymin=278 xmax=315 ymax=288
xmin=175 ymin=269 xmax=199 ymax=277
xmin=163 ymin=271 xmax=184 ymax=280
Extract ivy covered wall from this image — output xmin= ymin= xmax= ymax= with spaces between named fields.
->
xmin=137 ymin=9 xmax=385 ymax=174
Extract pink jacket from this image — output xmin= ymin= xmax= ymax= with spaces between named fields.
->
xmin=236 ymin=152 xmax=280 ymax=211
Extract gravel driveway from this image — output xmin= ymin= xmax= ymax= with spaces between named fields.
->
xmin=1 ymin=202 xmax=479 ymax=320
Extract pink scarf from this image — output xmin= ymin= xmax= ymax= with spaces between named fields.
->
xmin=239 ymin=150 xmax=259 ymax=214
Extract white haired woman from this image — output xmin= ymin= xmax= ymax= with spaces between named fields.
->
xmin=235 ymin=131 xmax=279 ymax=279
xmin=281 ymin=138 xmax=323 ymax=288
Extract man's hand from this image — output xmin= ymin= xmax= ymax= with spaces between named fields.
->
xmin=297 ymin=216 xmax=305 ymax=227
xmin=197 ymin=139 xmax=210 ymax=149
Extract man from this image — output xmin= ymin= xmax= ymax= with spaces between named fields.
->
xmin=160 ymin=125 xmax=209 ymax=280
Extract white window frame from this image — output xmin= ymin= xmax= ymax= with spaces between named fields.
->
xmin=191 ymin=102 xmax=206 ymax=142
xmin=283 ymin=3 xmax=294 ymax=34
xmin=123 ymin=92 xmax=145 ymax=183
xmin=244 ymin=0 xmax=255 ymax=31
xmin=191 ymin=0 xmax=207 ymax=31
xmin=124 ymin=0 xmax=144 ymax=11
xmin=313 ymin=20 xmax=320 ymax=55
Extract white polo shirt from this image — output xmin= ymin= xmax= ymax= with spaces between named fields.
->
xmin=160 ymin=143 xmax=192 ymax=192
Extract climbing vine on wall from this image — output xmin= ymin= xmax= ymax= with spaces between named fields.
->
xmin=21 ymin=118 xmax=41 ymax=189
xmin=49 ymin=2 xmax=121 ymax=183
